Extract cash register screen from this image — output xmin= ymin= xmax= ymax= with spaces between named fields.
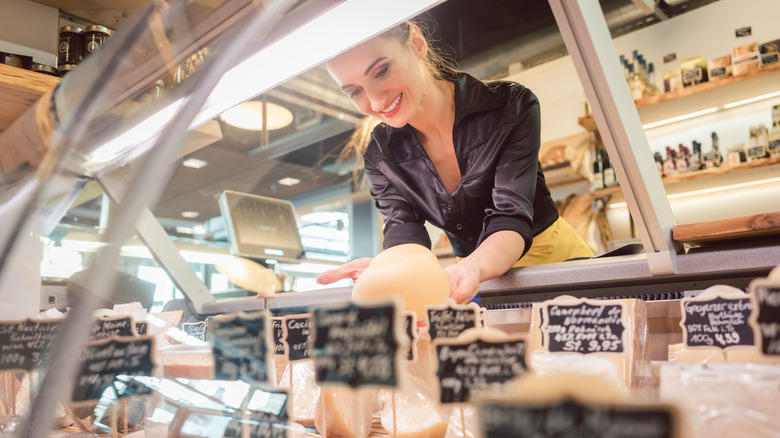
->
xmin=218 ymin=190 xmax=306 ymax=264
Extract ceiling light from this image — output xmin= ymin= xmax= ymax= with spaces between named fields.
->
xmin=278 ymin=177 xmax=300 ymax=186
xmin=182 ymin=158 xmax=208 ymax=168
xmin=220 ymin=101 xmax=293 ymax=131
xmin=181 ymin=211 xmax=200 ymax=218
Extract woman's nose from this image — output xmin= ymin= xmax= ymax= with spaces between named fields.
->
xmin=366 ymin=88 xmax=386 ymax=113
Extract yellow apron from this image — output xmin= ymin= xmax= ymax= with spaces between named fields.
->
xmin=512 ymin=217 xmax=594 ymax=267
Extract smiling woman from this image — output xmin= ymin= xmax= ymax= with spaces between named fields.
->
xmin=318 ymin=19 xmax=594 ymax=304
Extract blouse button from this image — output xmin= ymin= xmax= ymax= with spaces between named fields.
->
xmin=447 ymin=204 xmax=453 ymax=211
xmin=456 ymin=224 xmax=463 ymax=230
xmin=467 ymin=236 xmax=473 ymax=241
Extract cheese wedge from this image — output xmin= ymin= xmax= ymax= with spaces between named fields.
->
xmin=379 ymin=373 xmax=449 ymax=438
xmin=278 ymin=360 xmax=320 ymax=427
xmin=314 ymin=386 xmax=374 ymax=438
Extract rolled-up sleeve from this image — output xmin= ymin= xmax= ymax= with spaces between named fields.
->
xmin=479 ymin=89 xmax=542 ymax=256
xmin=364 ymin=149 xmax=432 ymax=250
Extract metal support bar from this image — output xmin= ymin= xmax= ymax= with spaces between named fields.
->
xmin=548 ymin=0 xmax=682 ymax=275
xmin=97 ymin=167 xmax=215 ymax=313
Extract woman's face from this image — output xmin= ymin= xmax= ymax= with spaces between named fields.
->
xmin=327 ymin=27 xmax=428 ymax=128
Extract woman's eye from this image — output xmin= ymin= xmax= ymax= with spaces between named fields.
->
xmin=375 ymin=65 xmax=389 ymax=78
xmin=347 ymin=88 xmax=362 ymax=98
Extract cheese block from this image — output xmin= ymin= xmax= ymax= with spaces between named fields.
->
xmin=667 ymin=342 xmax=724 ymax=364
xmin=659 ymin=362 xmax=780 ymax=438
xmin=443 ymin=406 xmax=476 ymax=438
xmin=274 ymin=354 xmax=288 ymax=386
xmin=724 ymin=347 xmax=780 ymax=365
xmin=351 ymin=244 xmax=450 ymax=322
xmin=158 ymin=346 xmax=214 ymax=379
xmin=278 ymin=360 xmax=320 ymax=427
xmin=529 ymin=297 xmax=651 ymax=392
xmin=379 ymin=374 xmax=449 ymax=438
xmin=314 ymin=387 xmax=375 ymax=438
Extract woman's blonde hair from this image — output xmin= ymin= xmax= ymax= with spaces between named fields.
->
xmin=379 ymin=20 xmax=458 ymax=82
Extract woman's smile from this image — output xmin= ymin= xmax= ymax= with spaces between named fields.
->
xmin=379 ymin=93 xmax=403 ymax=117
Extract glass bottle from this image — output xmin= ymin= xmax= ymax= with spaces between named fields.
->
xmin=769 ymin=121 xmax=780 ymax=158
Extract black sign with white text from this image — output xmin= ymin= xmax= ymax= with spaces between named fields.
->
xmin=0 ymin=319 xmax=63 ymax=372
xmin=754 ymin=287 xmax=780 ymax=355
xmin=312 ymin=302 xmax=399 ymax=388
xmin=211 ymin=313 xmax=271 ymax=383
xmin=543 ymin=302 xmax=624 ymax=354
xmin=283 ymin=315 xmax=312 ymax=362
xmin=682 ymin=296 xmax=754 ymax=349
xmin=427 ymin=303 xmax=480 ymax=340
xmin=89 ymin=316 xmax=136 ymax=341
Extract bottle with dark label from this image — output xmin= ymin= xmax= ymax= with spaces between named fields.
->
xmin=663 ymin=146 xmax=678 ymax=176
xmin=702 ymin=132 xmax=723 ymax=168
xmin=592 ymin=148 xmax=605 ymax=190
xmin=675 ymin=144 xmax=689 ymax=173
xmin=689 ymin=140 xmax=702 ymax=171
xmin=603 ymin=159 xmax=617 ymax=187
xmin=653 ymin=152 xmax=664 ymax=177
xmin=770 ymin=122 xmax=780 ymax=157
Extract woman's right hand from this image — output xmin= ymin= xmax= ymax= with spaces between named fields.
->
xmin=316 ymin=257 xmax=373 ymax=285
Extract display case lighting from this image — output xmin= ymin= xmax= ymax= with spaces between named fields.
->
xmin=642 ymin=90 xmax=780 ymax=130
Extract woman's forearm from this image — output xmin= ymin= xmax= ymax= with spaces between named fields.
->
xmin=464 ymin=230 xmax=526 ymax=282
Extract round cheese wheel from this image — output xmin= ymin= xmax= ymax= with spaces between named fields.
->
xmin=351 ymin=244 xmax=450 ymax=321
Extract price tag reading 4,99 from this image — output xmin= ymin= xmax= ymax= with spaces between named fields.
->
xmin=540 ymin=299 xmax=626 ymax=354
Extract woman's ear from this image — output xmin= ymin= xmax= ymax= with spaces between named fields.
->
xmin=408 ymin=24 xmax=428 ymax=60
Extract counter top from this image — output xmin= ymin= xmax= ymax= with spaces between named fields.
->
xmin=267 ymin=241 xmax=780 ymax=313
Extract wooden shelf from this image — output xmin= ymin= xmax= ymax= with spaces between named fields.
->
xmin=673 ymin=211 xmax=780 ymax=245
xmin=578 ymin=62 xmax=780 ymax=132
xmin=0 ymin=63 xmax=60 ymax=131
xmin=585 ymin=155 xmax=780 ymax=199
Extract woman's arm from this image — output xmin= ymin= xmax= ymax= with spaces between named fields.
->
xmin=445 ymin=229 xmax=525 ymax=303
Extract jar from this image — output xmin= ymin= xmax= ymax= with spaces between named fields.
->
xmin=32 ymin=64 xmax=59 ymax=77
xmin=57 ymin=63 xmax=77 ymax=77
xmin=58 ymin=25 xmax=85 ymax=67
xmin=85 ymin=25 xmax=111 ymax=56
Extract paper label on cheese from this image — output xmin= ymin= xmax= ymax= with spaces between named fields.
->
xmin=72 ymin=336 xmax=156 ymax=403
xmin=426 ymin=299 xmax=482 ymax=340
xmin=434 ymin=334 xmax=529 ymax=404
xmin=539 ymin=298 xmax=627 ymax=355
xmin=680 ymin=295 xmax=754 ymax=350
xmin=136 ymin=321 xmax=148 ymax=335
xmin=282 ymin=313 xmax=312 ymax=362
xmin=210 ymin=311 xmax=272 ymax=384
xmin=478 ymin=398 xmax=678 ymax=438
xmin=311 ymin=299 xmax=402 ymax=388
xmin=89 ymin=315 xmax=137 ymax=341
xmin=750 ymin=284 xmax=780 ymax=356
xmin=0 ymin=318 xmax=63 ymax=372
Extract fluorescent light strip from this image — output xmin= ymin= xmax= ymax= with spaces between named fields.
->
xmin=642 ymin=90 xmax=780 ymax=130
xmin=608 ymin=176 xmax=780 ymax=209
xmin=641 ymin=107 xmax=718 ymax=129
xmin=723 ymin=90 xmax=780 ymax=109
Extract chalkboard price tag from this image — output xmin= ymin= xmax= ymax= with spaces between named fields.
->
xmin=735 ymin=26 xmax=752 ymax=37
xmin=681 ymin=292 xmax=754 ymax=350
xmin=312 ymin=300 xmax=401 ymax=388
xmin=210 ymin=311 xmax=272 ymax=384
xmin=89 ymin=315 xmax=137 ymax=341
xmin=282 ymin=314 xmax=312 ymax=362
xmin=662 ymin=52 xmax=678 ymax=64
xmin=72 ymin=336 xmax=156 ymax=403
xmin=136 ymin=321 xmax=149 ymax=336
xmin=749 ymin=277 xmax=780 ymax=356
xmin=403 ymin=312 xmax=418 ymax=361
xmin=540 ymin=298 xmax=626 ymax=355
xmin=426 ymin=300 xmax=482 ymax=341
xmin=434 ymin=333 xmax=529 ymax=404
xmin=272 ymin=317 xmax=285 ymax=356
xmin=478 ymin=398 xmax=679 ymax=438
xmin=223 ymin=387 xmax=290 ymax=438
xmin=0 ymin=318 xmax=63 ymax=372
xmin=182 ymin=321 xmax=207 ymax=342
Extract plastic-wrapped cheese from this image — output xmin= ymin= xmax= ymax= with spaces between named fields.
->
xmin=278 ymin=361 xmax=320 ymax=427
xmin=352 ymin=244 xmax=450 ymax=322
xmin=529 ymin=297 xmax=651 ymax=392
xmin=314 ymin=387 xmax=374 ymax=438
xmin=667 ymin=342 xmax=724 ymax=364
xmin=379 ymin=373 xmax=449 ymax=438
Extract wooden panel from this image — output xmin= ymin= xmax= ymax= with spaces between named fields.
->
xmin=31 ymin=0 xmax=146 ymax=10
xmin=0 ymin=64 xmax=59 ymax=131
xmin=673 ymin=211 xmax=780 ymax=245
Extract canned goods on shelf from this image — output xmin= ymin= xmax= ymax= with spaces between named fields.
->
xmin=32 ymin=64 xmax=58 ymax=77
xmin=85 ymin=24 xmax=111 ymax=56
xmin=57 ymin=63 xmax=77 ymax=77
xmin=58 ymin=25 xmax=85 ymax=67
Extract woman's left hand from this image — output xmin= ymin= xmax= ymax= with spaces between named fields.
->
xmin=444 ymin=260 xmax=481 ymax=304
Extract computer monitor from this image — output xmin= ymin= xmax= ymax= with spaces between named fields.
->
xmin=218 ymin=190 xmax=306 ymax=264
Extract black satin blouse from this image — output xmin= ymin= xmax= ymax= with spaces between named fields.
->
xmin=363 ymin=72 xmax=559 ymax=259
